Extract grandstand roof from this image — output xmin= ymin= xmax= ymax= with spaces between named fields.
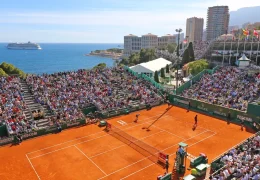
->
xmin=130 ymin=58 xmax=172 ymax=74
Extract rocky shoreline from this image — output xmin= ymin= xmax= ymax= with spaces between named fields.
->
xmin=85 ymin=49 xmax=123 ymax=60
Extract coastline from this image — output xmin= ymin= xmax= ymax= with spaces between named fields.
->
xmin=85 ymin=48 xmax=123 ymax=60
xmin=0 ymin=43 xmax=117 ymax=74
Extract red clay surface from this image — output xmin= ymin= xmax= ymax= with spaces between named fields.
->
xmin=0 ymin=104 xmax=254 ymax=180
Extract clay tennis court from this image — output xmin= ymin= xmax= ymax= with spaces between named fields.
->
xmin=0 ymin=104 xmax=254 ymax=180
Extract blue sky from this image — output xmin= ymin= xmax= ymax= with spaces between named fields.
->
xmin=0 ymin=0 xmax=258 ymax=43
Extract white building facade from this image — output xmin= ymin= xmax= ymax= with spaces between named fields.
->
xmin=123 ymin=33 xmax=176 ymax=57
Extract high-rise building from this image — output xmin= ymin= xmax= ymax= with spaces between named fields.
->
xmin=123 ymin=33 xmax=176 ymax=57
xmin=206 ymin=6 xmax=230 ymax=41
xmin=186 ymin=17 xmax=204 ymax=43
xmin=202 ymin=29 xmax=207 ymax=41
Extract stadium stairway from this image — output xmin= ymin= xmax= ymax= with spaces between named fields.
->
xmin=20 ymin=80 xmax=52 ymax=129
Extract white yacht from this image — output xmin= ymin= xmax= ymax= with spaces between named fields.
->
xmin=7 ymin=42 xmax=42 ymax=50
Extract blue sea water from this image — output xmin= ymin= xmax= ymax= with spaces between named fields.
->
xmin=0 ymin=43 xmax=122 ymax=74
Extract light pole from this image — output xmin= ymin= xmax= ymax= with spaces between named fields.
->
xmin=175 ymin=28 xmax=182 ymax=94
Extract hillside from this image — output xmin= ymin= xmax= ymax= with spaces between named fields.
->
xmin=230 ymin=6 xmax=260 ymax=26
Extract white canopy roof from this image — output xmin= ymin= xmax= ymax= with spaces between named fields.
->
xmin=130 ymin=58 xmax=172 ymax=74
xmin=238 ymin=54 xmax=250 ymax=61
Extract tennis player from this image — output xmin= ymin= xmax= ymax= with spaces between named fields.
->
xmin=192 ymin=115 xmax=198 ymax=131
xmin=134 ymin=114 xmax=140 ymax=123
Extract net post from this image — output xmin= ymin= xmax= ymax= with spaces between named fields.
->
xmin=106 ymin=122 xmax=111 ymax=132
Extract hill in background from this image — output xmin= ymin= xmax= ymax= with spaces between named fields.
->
xmin=230 ymin=6 xmax=260 ymax=27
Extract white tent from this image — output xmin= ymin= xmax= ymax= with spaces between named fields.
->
xmin=236 ymin=54 xmax=250 ymax=68
xmin=130 ymin=58 xmax=172 ymax=77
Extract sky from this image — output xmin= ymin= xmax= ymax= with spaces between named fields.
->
xmin=0 ymin=0 xmax=259 ymax=43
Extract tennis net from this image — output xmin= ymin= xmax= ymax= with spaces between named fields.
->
xmin=106 ymin=123 xmax=168 ymax=167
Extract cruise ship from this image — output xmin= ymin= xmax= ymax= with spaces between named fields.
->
xmin=7 ymin=42 xmax=42 ymax=50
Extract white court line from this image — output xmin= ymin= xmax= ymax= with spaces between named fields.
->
xmin=29 ymin=116 xmax=171 ymax=159
xmin=120 ymin=163 xmax=155 ymax=180
xmin=29 ymin=120 xmax=208 ymax=160
xmin=89 ymin=130 xmax=164 ymax=158
xmin=166 ymin=114 xmax=211 ymax=132
xmin=74 ymin=145 xmax=107 ymax=176
xmin=146 ymin=123 xmax=185 ymax=140
xmin=119 ymin=132 xmax=217 ymax=180
xmin=29 ymin=134 xmax=108 ymax=159
xmin=162 ymin=130 xmax=208 ymax=151
xmin=117 ymin=120 xmax=127 ymax=126
xmin=27 ymin=114 xmax=167 ymax=155
xmin=169 ymin=132 xmax=217 ymax=156
xmin=26 ymin=154 xmax=41 ymax=180
xmin=98 ymin=130 xmax=209 ymax=180
xmin=97 ymin=155 xmax=153 ymax=180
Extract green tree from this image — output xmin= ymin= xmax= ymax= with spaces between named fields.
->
xmin=0 ymin=68 xmax=8 ymax=77
xmin=93 ymin=63 xmax=106 ymax=69
xmin=181 ymin=49 xmax=190 ymax=65
xmin=119 ymin=48 xmax=156 ymax=66
xmin=139 ymin=49 xmax=146 ymax=63
xmin=0 ymin=62 xmax=15 ymax=74
xmin=154 ymin=71 xmax=159 ymax=83
xmin=0 ymin=62 xmax=25 ymax=77
xmin=188 ymin=59 xmax=209 ymax=75
xmin=160 ymin=68 xmax=165 ymax=78
xmin=119 ymin=58 xmax=129 ymax=66
xmin=166 ymin=64 xmax=170 ymax=73
xmin=188 ymin=42 xmax=195 ymax=62
xmin=167 ymin=43 xmax=177 ymax=53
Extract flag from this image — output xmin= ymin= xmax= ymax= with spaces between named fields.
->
xmin=254 ymin=29 xmax=259 ymax=39
xmin=242 ymin=29 xmax=249 ymax=36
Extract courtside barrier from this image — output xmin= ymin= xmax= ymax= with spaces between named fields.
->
xmin=0 ymin=119 xmax=86 ymax=146
xmin=169 ymin=94 xmax=259 ymax=130
xmin=82 ymin=106 xmax=97 ymax=115
xmin=171 ymin=65 xmax=260 ymax=130
xmin=0 ymin=125 xmax=8 ymax=137
xmin=99 ymin=100 xmax=164 ymax=119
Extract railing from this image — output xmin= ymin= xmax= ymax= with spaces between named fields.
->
xmin=0 ymin=118 xmax=86 ymax=146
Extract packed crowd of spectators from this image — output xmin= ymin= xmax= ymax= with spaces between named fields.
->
xmin=26 ymin=67 xmax=162 ymax=116
xmin=0 ymin=67 xmax=162 ymax=137
xmin=0 ymin=76 xmax=37 ymax=135
xmin=182 ymin=66 xmax=260 ymax=111
xmin=155 ymin=49 xmax=179 ymax=61
xmin=193 ymin=41 xmax=211 ymax=60
xmin=210 ymin=134 xmax=260 ymax=180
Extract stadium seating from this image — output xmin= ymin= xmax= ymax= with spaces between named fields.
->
xmin=0 ymin=67 xmax=163 ymax=138
xmin=182 ymin=66 xmax=260 ymax=111
xmin=209 ymin=133 xmax=260 ymax=179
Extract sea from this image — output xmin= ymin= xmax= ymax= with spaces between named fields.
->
xmin=0 ymin=43 xmax=123 ymax=74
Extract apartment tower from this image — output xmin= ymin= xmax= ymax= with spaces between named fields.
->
xmin=206 ymin=6 xmax=229 ymax=41
xmin=186 ymin=17 xmax=204 ymax=43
